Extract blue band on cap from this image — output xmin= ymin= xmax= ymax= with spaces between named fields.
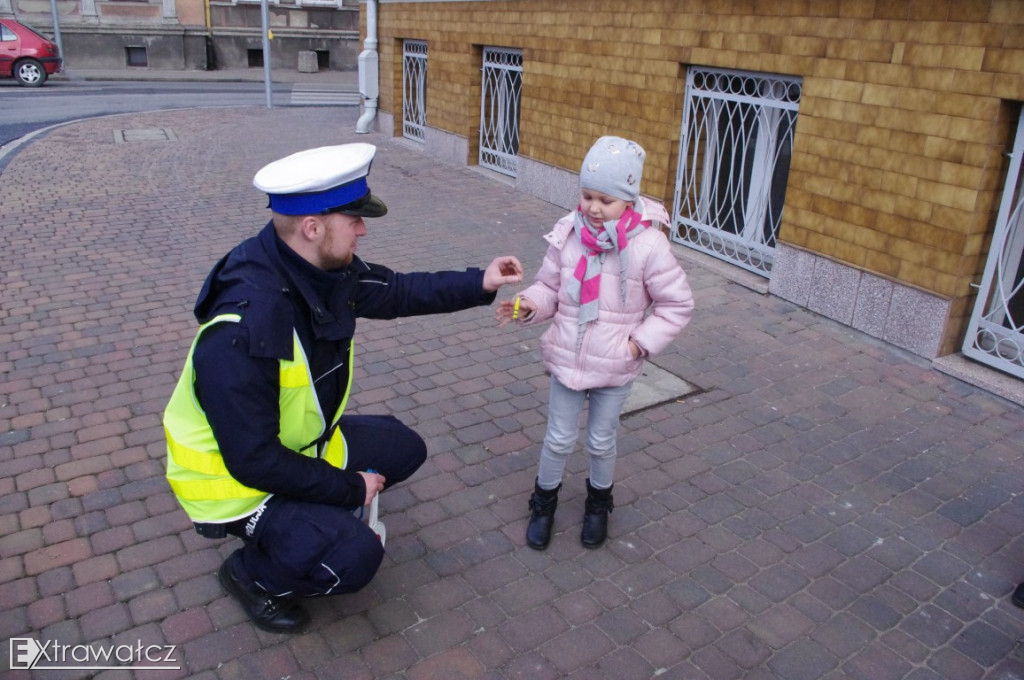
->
xmin=268 ymin=177 xmax=369 ymax=215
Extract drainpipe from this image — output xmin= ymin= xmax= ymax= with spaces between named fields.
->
xmin=204 ymin=0 xmax=215 ymax=70
xmin=355 ymin=0 xmax=379 ymax=134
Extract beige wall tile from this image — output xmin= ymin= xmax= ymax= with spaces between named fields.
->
xmin=377 ymin=0 xmax=1024 ymax=347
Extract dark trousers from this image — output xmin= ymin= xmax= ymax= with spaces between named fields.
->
xmin=228 ymin=415 xmax=426 ymax=597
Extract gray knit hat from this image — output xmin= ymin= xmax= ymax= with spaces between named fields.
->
xmin=579 ymin=136 xmax=645 ymax=202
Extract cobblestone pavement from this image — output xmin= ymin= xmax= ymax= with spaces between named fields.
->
xmin=2 ymin=105 xmax=1024 ymax=680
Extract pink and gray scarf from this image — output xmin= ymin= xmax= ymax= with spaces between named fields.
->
xmin=566 ymin=204 xmax=647 ymax=348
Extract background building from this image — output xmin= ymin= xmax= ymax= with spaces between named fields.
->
xmin=361 ymin=0 xmax=1024 ymax=394
xmin=0 ymin=0 xmax=360 ymax=70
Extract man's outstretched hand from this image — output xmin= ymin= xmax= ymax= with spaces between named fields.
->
xmin=483 ymin=256 xmax=524 ymax=292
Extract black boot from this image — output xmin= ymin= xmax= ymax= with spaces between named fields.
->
xmin=219 ymin=550 xmax=310 ymax=634
xmin=526 ymin=480 xmax=560 ymax=550
xmin=581 ymin=479 xmax=614 ymax=549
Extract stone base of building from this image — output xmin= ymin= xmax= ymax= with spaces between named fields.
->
xmin=35 ymin=25 xmax=359 ymax=72
xmin=767 ymin=244 xmax=949 ymax=360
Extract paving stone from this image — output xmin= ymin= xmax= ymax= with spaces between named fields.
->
xmin=155 ymin=548 xmax=223 ymax=587
xmin=497 ymin=606 xmax=570 ymax=654
xmin=591 ymin=646 xmax=657 ymax=680
xmin=768 ymin=639 xmax=838 ymax=680
xmin=593 ymin=605 xmax=648 ymax=645
xmin=128 ymin=587 xmax=180 ymax=625
xmin=810 ymin=611 xmax=876 ymax=659
xmin=715 ymin=627 xmax=772 ymax=669
xmin=405 ymin=576 xmax=475 ymax=618
xmin=841 ymin=640 xmax=914 ymax=680
xmin=24 ymin=537 xmax=92 ymax=575
xmin=491 ymin=573 xmax=561 ymax=616
xmin=161 ymin=607 xmax=216 ymax=645
xmin=634 ymin=625 xmax=695 ymax=669
xmin=26 ymin=595 xmax=66 ymax=630
xmin=551 ymin=590 xmax=603 ymax=627
xmin=452 ymin=529 xmax=515 ymax=565
xmin=406 ymin=646 xmax=486 ymax=680
xmin=78 ymin=601 xmax=133 ymax=639
xmin=927 ymin=647 xmax=986 ymax=680
xmin=691 ymin=643 xmax=744 ymax=680
xmin=463 ymin=554 xmax=529 ymax=595
xmin=951 ymin=619 xmax=1016 ymax=667
xmin=832 ymin=554 xmax=894 ymax=593
xmin=748 ymin=563 xmax=810 ymax=602
xmin=629 ymin=589 xmax=684 ymax=627
xmin=181 ymin=624 xmax=263 ymax=673
xmin=913 ymin=548 xmax=973 ymax=587
xmin=405 ymin=609 xmax=478 ymax=657
xmin=502 ymin=651 xmax=561 ymax=680
xmin=217 ymin=646 xmax=302 ymax=680
xmin=728 ymin=584 xmax=774 ymax=616
xmin=111 ymin=566 xmax=162 ymax=600
xmin=540 ymin=623 xmax=617 ymax=674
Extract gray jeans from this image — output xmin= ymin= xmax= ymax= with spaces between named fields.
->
xmin=536 ymin=376 xmax=633 ymax=490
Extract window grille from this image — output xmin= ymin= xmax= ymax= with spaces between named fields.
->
xmin=479 ymin=46 xmax=522 ymax=177
xmin=963 ymin=111 xmax=1024 ymax=379
xmin=672 ymin=67 xmax=801 ymax=276
xmin=402 ymin=40 xmax=427 ymax=142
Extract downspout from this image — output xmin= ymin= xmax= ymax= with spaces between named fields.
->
xmin=204 ymin=0 xmax=215 ymax=70
xmin=355 ymin=0 xmax=379 ymax=134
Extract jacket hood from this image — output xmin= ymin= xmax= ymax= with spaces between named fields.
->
xmin=194 ymin=224 xmax=286 ymax=324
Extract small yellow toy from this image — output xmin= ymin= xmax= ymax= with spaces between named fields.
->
xmin=512 ymin=295 xmax=521 ymax=320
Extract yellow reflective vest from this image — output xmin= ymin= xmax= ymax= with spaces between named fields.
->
xmin=164 ymin=314 xmax=353 ymax=523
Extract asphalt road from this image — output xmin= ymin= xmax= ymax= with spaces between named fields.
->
xmin=0 ymin=79 xmax=288 ymax=148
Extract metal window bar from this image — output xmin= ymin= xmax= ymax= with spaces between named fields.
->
xmin=963 ymin=112 xmax=1024 ymax=379
xmin=479 ymin=46 xmax=522 ymax=177
xmin=402 ymin=40 xmax=427 ymax=142
xmin=671 ymin=67 xmax=801 ymax=276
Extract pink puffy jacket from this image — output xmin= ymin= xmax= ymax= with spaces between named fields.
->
xmin=519 ymin=197 xmax=695 ymax=391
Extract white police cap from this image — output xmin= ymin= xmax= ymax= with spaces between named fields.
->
xmin=252 ymin=143 xmax=388 ymax=217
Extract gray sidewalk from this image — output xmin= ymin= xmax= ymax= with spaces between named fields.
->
xmin=1 ymin=104 xmax=1024 ymax=679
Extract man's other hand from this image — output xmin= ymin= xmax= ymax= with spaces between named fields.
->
xmin=482 ymin=256 xmax=524 ymax=292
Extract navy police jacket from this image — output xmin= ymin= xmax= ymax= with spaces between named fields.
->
xmin=189 ymin=222 xmax=494 ymax=519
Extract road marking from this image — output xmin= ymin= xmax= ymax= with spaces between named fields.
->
xmin=289 ymin=85 xmax=360 ymax=107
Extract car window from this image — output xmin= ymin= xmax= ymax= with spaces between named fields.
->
xmin=1 ymin=25 xmax=17 ymax=42
xmin=18 ymin=22 xmax=51 ymax=41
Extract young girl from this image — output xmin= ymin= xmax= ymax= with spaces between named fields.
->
xmin=497 ymin=136 xmax=695 ymax=549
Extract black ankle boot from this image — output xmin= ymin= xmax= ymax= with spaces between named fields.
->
xmin=581 ymin=479 xmax=614 ymax=549
xmin=219 ymin=550 xmax=310 ymax=634
xmin=526 ymin=480 xmax=560 ymax=550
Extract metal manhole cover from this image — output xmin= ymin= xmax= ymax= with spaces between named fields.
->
xmin=622 ymin=363 xmax=699 ymax=415
xmin=114 ymin=129 xmax=178 ymax=143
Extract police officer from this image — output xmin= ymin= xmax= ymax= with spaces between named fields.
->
xmin=164 ymin=144 xmax=523 ymax=633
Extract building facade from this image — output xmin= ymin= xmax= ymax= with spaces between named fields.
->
xmin=1 ymin=0 xmax=360 ymax=70
xmin=363 ymin=0 xmax=1024 ymax=393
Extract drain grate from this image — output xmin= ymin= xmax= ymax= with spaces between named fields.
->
xmin=114 ymin=128 xmax=178 ymax=143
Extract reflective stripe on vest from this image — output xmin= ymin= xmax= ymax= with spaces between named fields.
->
xmin=164 ymin=313 xmax=354 ymax=522
xmin=323 ymin=424 xmax=347 ymax=469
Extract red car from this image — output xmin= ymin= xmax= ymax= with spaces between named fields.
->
xmin=0 ymin=18 xmax=62 ymax=86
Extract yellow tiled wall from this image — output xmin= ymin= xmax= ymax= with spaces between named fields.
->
xmin=371 ymin=0 xmax=1024 ymax=311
